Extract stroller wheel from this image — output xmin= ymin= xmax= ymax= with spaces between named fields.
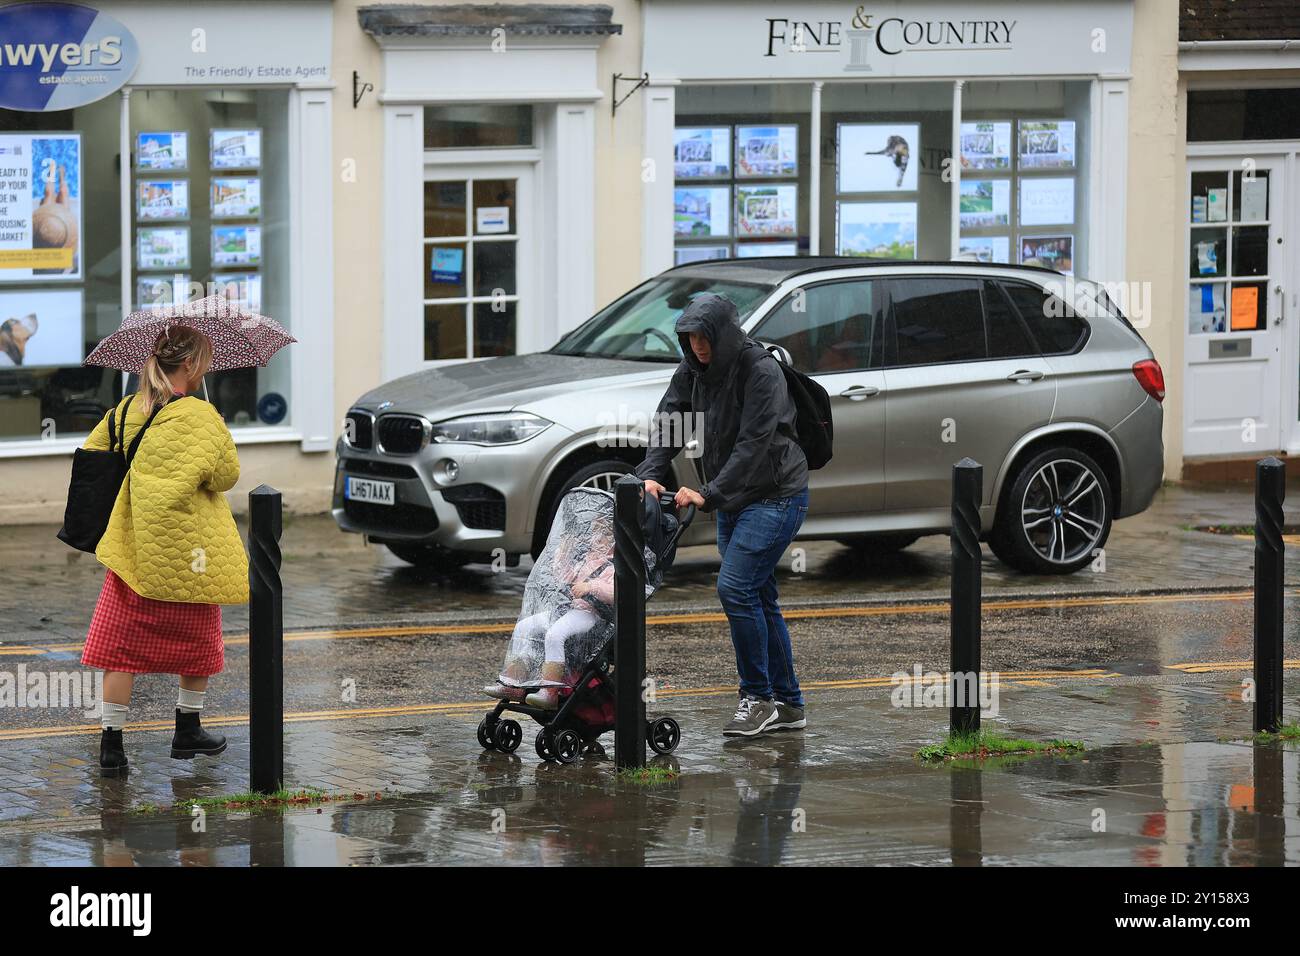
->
xmin=647 ymin=717 xmax=681 ymax=755
xmin=553 ymin=729 xmax=582 ymax=765
xmin=477 ymin=718 xmax=496 ymax=750
xmin=495 ymin=719 xmax=522 ymax=754
xmin=535 ymin=729 xmax=555 ymax=761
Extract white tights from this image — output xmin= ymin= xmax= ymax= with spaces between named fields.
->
xmin=510 ymin=608 xmax=600 ymax=663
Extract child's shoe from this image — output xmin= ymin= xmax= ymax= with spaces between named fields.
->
xmin=482 ymin=683 xmax=528 ymax=701
xmin=525 ymin=686 xmax=562 ymax=710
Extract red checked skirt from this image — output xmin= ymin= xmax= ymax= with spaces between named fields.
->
xmin=82 ymin=571 xmax=225 ymax=676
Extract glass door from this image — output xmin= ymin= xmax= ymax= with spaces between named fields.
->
xmin=422 ymin=164 xmax=532 ymax=362
xmin=1183 ymin=156 xmax=1286 ymax=457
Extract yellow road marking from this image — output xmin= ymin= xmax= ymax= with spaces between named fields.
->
xmin=1 ymin=588 xmax=1286 ymax=657
xmin=0 ymin=669 xmax=1122 ymax=742
xmin=1165 ymin=660 xmax=1300 ymax=673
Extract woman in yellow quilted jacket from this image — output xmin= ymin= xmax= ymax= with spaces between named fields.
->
xmin=81 ymin=326 xmax=249 ymax=776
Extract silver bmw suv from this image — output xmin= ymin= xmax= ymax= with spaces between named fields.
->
xmin=333 ymin=258 xmax=1164 ymax=575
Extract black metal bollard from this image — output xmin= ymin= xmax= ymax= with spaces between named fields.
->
xmin=950 ymin=458 xmax=983 ymax=737
xmin=1253 ymin=457 xmax=1285 ymax=735
xmin=613 ymin=474 xmax=647 ymax=770
xmin=248 ymin=485 xmax=284 ymax=794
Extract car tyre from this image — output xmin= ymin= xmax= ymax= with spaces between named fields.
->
xmin=384 ymin=541 xmax=473 ymax=571
xmin=990 ymin=446 xmax=1112 ymax=575
xmin=531 ymin=458 xmax=635 ymax=560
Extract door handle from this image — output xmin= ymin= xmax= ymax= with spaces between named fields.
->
xmin=1006 ymin=369 xmax=1045 ymax=383
xmin=1275 ymin=284 xmax=1285 ymax=326
xmin=839 ymin=384 xmax=880 ymax=400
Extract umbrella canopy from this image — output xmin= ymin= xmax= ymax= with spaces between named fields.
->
xmin=85 ymin=294 xmax=295 ymax=374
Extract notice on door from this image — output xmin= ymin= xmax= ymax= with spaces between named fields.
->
xmin=1230 ymin=285 xmax=1259 ymax=331
xmin=0 ymin=132 xmax=83 ymax=281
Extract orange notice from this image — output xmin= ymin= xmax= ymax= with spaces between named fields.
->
xmin=1231 ymin=286 xmax=1259 ymax=330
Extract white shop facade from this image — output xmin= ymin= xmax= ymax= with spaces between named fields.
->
xmin=639 ymin=0 xmax=1135 ymax=287
xmin=0 ymin=0 xmax=335 ymax=470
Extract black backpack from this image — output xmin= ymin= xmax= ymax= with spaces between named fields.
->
xmin=741 ymin=343 xmax=834 ymax=470
xmin=57 ymin=393 xmax=170 ymax=553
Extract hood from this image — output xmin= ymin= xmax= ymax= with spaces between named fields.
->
xmin=674 ymin=293 xmax=746 ymax=386
xmin=352 ymin=352 xmax=673 ymax=420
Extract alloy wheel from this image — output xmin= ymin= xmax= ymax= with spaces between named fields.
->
xmin=1019 ymin=458 xmax=1107 ymax=565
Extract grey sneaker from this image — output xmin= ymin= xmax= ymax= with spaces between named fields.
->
xmin=769 ymin=702 xmax=806 ymax=731
xmin=723 ymin=696 xmax=779 ymax=737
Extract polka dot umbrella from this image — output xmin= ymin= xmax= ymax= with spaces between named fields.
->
xmin=85 ymin=294 xmax=295 ymax=373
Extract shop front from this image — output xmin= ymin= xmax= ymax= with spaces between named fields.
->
xmin=1177 ymin=5 xmax=1300 ymax=468
xmin=0 ymin=0 xmax=334 ymax=521
xmin=640 ymin=0 xmax=1134 ymax=286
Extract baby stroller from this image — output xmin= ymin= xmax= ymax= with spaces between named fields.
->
xmin=477 ymin=485 xmax=695 ymax=763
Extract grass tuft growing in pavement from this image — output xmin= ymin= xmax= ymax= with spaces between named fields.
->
xmin=1253 ymin=722 xmax=1300 ymax=743
xmin=616 ymin=765 xmax=681 ymax=785
xmin=134 ymin=787 xmax=383 ymax=814
xmin=917 ymin=730 xmax=1085 ymax=762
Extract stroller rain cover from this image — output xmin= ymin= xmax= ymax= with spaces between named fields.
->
xmin=498 ymin=487 xmax=668 ymax=688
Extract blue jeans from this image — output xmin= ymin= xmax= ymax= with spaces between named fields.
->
xmin=715 ymin=488 xmax=809 ymax=707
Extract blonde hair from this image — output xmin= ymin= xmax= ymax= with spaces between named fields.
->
xmin=138 ymin=325 xmax=212 ymax=414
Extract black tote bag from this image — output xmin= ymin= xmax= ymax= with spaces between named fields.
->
xmin=57 ymin=394 xmax=169 ymax=553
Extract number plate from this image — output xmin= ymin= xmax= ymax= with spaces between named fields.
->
xmin=345 ymin=477 xmax=395 ymax=505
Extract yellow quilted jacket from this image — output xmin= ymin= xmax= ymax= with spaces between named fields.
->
xmin=84 ymin=394 xmax=249 ymax=605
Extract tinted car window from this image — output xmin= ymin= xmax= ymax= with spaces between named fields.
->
xmin=982 ymin=281 xmax=1039 ymax=359
xmin=551 ymin=276 xmax=773 ymax=361
xmin=752 ymin=280 xmax=882 ymax=373
xmin=999 ymin=280 xmax=1088 ymax=354
xmin=889 ymin=277 xmax=985 ymax=366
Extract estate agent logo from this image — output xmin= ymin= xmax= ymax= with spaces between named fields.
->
xmin=0 ymin=2 xmax=140 ymax=112
xmin=764 ymin=5 xmax=1017 ymax=71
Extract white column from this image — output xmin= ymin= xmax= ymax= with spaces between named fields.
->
xmin=293 ymin=87 xmax=335 ymax=453
xmin=381 ymin=104 xmax=424 ymax=381
xmin=950 ymin=79 xmax=964 ymax=259
xmin=119 ymin=88 xmax=131 ymax=319
xmin=809 ymin=81 xmax=823 ymax=255
xmin=552 ymin=102 xmax=596 ymax=341
xmin=641 ymin=82 xmax=676 ymax=278
xmin=1092 ymin=78 xmax=1130 ymax=282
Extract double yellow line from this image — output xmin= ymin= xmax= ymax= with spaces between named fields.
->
xmin=0 ymin=588 xmax=1274 ymax=658
xmin=0 ymin=668 xmax=1121 ymax=742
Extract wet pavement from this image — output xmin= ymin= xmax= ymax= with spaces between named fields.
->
xmin=1 ymin=680 xmax=1295 ymax=866
xmin=3 ymin=480 xmax=1299 ymax=865
xmin=3 ymin=482 xmax=1299 ymax=645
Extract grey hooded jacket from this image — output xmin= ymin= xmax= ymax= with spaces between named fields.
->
xmin=633 ymin=293 xmax=808 ymax=514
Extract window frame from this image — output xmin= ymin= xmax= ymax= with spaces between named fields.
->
xmin=883 ymin=274 xmax=994 ymax=370
xmin=750 ymin=276 xmax=886 ymax=375
xmin=996 ymin=278 xmax=1092 ymax=357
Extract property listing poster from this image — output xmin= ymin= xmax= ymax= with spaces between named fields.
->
xmin=736 ymin=126 xmax=797 ymax=178
xmin=960 ymin=122 xmax=1011 ymax=170
xmin=736 ymin=184 xmax=797 ymax=238
xmin=211 ymin=177 xmax=261 ymax=218
xmin=137 ymin=132 xmax=188 ymax=171
xmin=1018 ymin=121 xmax=1076 ymax=169
xmin=837 ymin=202 xmax=917 ymax=259
xmin=0 ymin=133 xmax=83 ymax=281
xmin=137 ymin=180 xmax=190 ymax=221
xmin=838 ymin=124 xmax=919 ymax=192
xmin=674 ymin=187 xmax=730 ymax=238
xmin=137 ymin=274 xmax=191 ymax=310
xmin=211 ymin=129 xmax=262 ymax=170
xmin=959 ymin=179 xmax=1011 ymax=228
xmin=737 ymin=242 xmax=798 ymax=258
xmin=674 ymin=245 xmax=729 ymax=265
xmin=674 ymin=128 xmax=731 ymax=179
xmin=959 ymin=236 xmax=1011 ymax=263
xmin=0 ymin=288 xmax=84 ymax=367
xmin=1019 ymin=178 xmax=1075 ymax=226
xmin=212 ymin=225 xmax=262 ymax=267
xmin=1020 ymin=235 xmax=1074 ymax=274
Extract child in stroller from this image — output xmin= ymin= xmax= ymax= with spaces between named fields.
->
xmin=477 ymin=485 xmax=694 ymax=763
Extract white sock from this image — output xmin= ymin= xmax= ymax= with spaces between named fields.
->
xmin=101 ymin=701 xmax=129 ymax=731
xmin=177 ymin=688 xmax=205 ymax=713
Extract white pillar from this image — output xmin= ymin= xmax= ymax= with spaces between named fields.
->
xmin=292 ymin=87 xmax=335 ymax=452
xmin=1092 ymin=78 xmax=1130 ymax=282
xmin=119 ymin=88 xmax=131 ymax=318
xmin=950 ymin=79 xmax=964 ymax=259
xmin=641 ymin=82 xmax=676 ymax=278
xmin=552 ymin=102 xmax=596 ymax=340
xmin=809 ymin=81 xmax=823 ymax=255
xmin=381 ymin=104 xmax=423 ymax=382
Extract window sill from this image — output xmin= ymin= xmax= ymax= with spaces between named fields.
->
xmin=0 ymin=427 xmax=308 ymax=459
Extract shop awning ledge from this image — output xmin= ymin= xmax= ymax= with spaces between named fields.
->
xmin=358 ymin=3 xmax=623 ymax=38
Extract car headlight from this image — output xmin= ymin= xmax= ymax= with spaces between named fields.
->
xmin=429 ymin=413 xmax=552 ymax=445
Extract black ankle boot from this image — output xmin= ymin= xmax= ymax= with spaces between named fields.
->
xmin=170 ymin=710 xmax=227 ymax=759
xmin=99 ymin=728 xmax=128 ymax=777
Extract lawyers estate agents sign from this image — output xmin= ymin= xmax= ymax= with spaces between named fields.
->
xmin=644 ymin=0 xmax=1133 ymax=80
xmin=0 ymin=2 xmax=140 ymax=111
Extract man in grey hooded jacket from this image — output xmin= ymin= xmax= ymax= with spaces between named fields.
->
xmin=635 ymin=293 xmax=809 ymax=737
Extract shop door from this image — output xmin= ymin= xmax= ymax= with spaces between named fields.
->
xmin=421 ymin=164 xmax=534 ymax=363
xmin=1183 ymin=155 xmax=1288 ymax=457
